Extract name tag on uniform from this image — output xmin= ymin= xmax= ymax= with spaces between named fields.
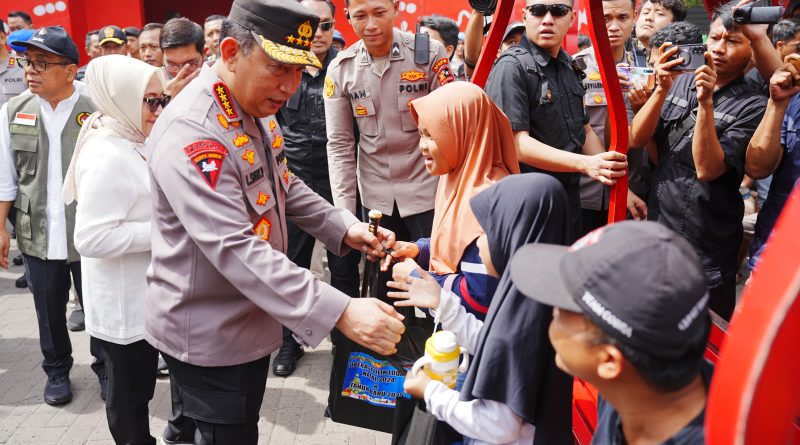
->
xmin=13 ymin=113 xmax=37 ymax=127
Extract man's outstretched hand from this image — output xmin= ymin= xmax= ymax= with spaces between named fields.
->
xmin=335 ymin=298 xmax=405 ymax=355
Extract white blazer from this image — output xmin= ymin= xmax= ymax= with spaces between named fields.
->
xmin=74 ymin=133 xmax=151 ymax=345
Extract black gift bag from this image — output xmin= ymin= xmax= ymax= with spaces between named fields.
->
xmin=326 ymin=308 xmax=431 ymax=433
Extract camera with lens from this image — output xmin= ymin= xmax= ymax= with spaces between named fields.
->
xmin=733 ymin=5 xmax=784 ymax=24
xmin=668 ymin=44 xmax=707 ymax=71
xmin=469 ymin=0 xmax=497 ymax=15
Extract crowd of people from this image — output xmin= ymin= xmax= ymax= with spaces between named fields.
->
xmin=0 ymin=0 xmax=798 ymax=443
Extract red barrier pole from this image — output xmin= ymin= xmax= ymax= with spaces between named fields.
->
xmin=583 ymin=0 xmax=630 ymax=223
xmin=706 ymin=185 xmax=800 ymax=444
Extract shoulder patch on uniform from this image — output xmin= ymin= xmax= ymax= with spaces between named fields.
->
xmin=212 ymin=82 xmax=238 ymax=120
xmin=184 ymin=140 xmax=228 ymax=190
xmin=76 ymin=112 xmax=92 ymax=127
xmin=436 ymin=64 xmax=454 ymax=86
xmin=324 ymin=77 xmax=335 ymax=98
xmin=432 ymin=58 xmax=449 ymax=73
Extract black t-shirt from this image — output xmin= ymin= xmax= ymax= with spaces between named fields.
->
xmin=592 ymin=364 xmax=713 ymax=445
xmin=485 ymin=37 xmax=588 ymax=237
xmin=648 ymin=73 xmax=767 ymax=287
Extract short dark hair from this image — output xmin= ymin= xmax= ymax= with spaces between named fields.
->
xmin=643 ymin=0 xmax=688 ymax=22
xmin=205 ymin=14 xmax=227 ymax=24
xmin=7 ymin=11 xmax=32 ymax=25
xmin=219 ymin=18 xmax=258 ymax=57
xmin=648 ymin=21 xmax=703 ymax=48
xmin=161 ymin=17 xmax=204 ymax=53
xmin=418 ymin=14 xmax=459 ymax=49
xmin=578 ymin=33 xmax=592 ymax=48
xmin=772 ymin=18 xmax=800 ymax=45
xmin=85 ymin=30 xmax=99 ymax=47
xmin=141 ymin=22 xmax=164 ymax=34
xmin=593 ymin=325 xmax=709 ymax=392
xmin=712 ymin=0 xmax=738 ymax=31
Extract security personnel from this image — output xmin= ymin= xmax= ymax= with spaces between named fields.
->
xmin=0 ymin=26 xmax=105 ymax=405
xmin=0 ymin=20 xmax=25 ymax=106
xmin=484 ymin=0 xmax=627 ymax=238
xmin=274 ymin=0 xmax=361 ymax=377
xmin=145 ymin=0 xmax=405 ymax=442
xmin=325 ymin=0 xmax=453 ymax=243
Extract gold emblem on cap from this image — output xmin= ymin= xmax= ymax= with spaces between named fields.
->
xmin=298 ymin=21 xmax=313 ymax=39
xmin=104 ymin=27 xmax=115 ymax=38
xmin=258 ymin=35 xmax=321 ymax=68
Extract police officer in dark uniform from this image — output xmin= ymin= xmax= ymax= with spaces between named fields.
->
xmin=274 ymin=0 xmax=361 ymax=377
xmin=485 ymin=0 xmax=627 ymax=237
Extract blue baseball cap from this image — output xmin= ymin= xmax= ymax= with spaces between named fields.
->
xmin=8 ymin=29 xmax=36 ymax=53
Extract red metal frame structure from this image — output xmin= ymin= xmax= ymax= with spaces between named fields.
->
xmin=706 ymin=185 xmax=800 ymax=444
xmin=471 ymin=0 xmax=799 ymax=443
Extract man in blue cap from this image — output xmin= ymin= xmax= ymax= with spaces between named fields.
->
xmin=0 ymin=26 xmax=106 ymax=406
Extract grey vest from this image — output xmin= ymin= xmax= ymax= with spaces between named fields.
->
xmin=7 ymin=93 xmax=95 ymax=261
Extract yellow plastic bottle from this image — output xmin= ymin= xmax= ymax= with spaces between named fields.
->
xmin=411 ymin=331 xmax=469 ymax=389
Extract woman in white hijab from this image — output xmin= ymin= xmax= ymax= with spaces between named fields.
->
xmin=63 ymin=54 xmax=167 ymax=445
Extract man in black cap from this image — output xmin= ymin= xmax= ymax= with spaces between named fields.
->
xmin=125 ymin=26 xmax=141 ymax=59
xmin=99 ymin=25 xmax=129 ymax=56
xmin=510 ymin=221 xmax=710 ymax=445
xmin=145 ymin=0 xmax=406 ymax=442
xmin=0 ymin=26 xmax=106 ymax=406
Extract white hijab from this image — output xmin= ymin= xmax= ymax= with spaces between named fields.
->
xmin=62 ymin=54 xmax=165 ymax=204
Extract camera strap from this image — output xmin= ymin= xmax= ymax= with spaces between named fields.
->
xmin=666 ymin=84 xmax=742 ymax=149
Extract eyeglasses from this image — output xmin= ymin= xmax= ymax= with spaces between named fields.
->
xmin=319 ymin=20 xmax=335 ymax=32
xmin=525 ymin=4 xmax=573 ymax=17
xmin=143 ymin=94 xmax=171 ymax=112
xmin=15 ymin=57 xmax=72 ymax=73
xmin=164 ymin=58 xmax=203 ymax=73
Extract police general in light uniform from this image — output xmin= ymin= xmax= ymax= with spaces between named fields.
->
xmin=145 ymin=0 xmax=405 ymax=442
xmin=1 ymin=20 xmax=25 ymax=106
xmin=324 ymin=0 xmax=454 ymax=242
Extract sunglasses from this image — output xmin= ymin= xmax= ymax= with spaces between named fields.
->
xmin=143 ymin=94 xmax=171 ymax=112
xmin=319 ymin=20 xmax=335 ymax=32
xmin=525 ymin=4 xmax=573 ymax=17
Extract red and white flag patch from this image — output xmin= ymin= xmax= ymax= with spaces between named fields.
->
xmin=13 ymin=113 xmax=37 ymax=127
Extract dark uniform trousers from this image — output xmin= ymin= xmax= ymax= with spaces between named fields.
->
xmin=162 ymin=354 xmax=270 ymax=445
xmin=97 ymin=338 xmax=158 ymax=445
xmin=23 ymin=255 xmax=104 ymax=380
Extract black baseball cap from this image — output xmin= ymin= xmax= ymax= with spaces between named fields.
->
xmin=510 ymin=221 xmax=710 ymax=360
xmin=228 ymin=0 xmax=322 ymax=68
xmin=17 ymin=27 xmax=80 ymax=64
xmin=124 ymin=26 xmax=140 ymax=38
xmin=99 ymin=25 xmax=126 ymax=46
xmin=503 ymin=22 xmax=525 ymax=42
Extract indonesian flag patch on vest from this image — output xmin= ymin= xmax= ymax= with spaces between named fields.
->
xmin=13 ymin=113 xmax=36 ymax=126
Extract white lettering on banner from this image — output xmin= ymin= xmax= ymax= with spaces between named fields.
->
xmin=581 ymin=291 xmax=633 ymax=338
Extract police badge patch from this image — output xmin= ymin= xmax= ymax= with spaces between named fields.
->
xmin=184 ymin=140 xmax=228 ymax=190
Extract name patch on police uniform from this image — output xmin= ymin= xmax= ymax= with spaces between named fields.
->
xmin=213 ymin=82 xmax=238 ymax=120
xmin=184 ymin=140 xmax=228 ymax=190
